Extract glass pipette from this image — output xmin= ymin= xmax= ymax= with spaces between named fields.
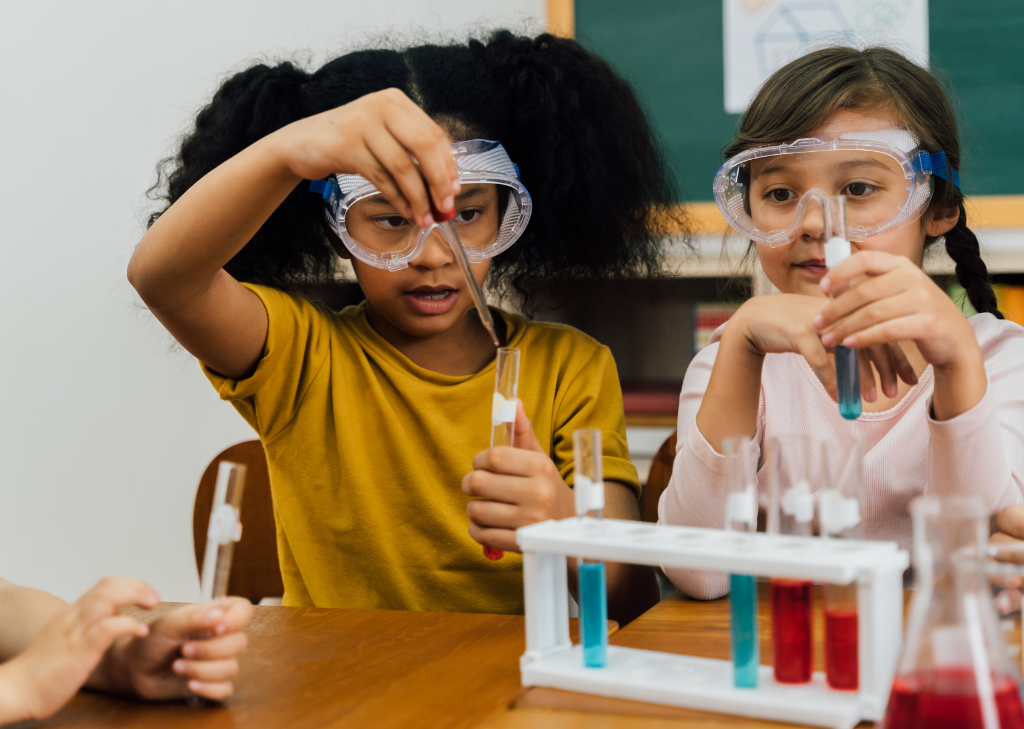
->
xmin=575 ymin=428 xmax=607 ymax=668
xmin=431 ymin=203 xmax=500 ymax=347
xmin=823 ymin=196 xmax=861 ymax=420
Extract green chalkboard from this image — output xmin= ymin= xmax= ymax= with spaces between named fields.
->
xmin=576 ymin=0 xmax=1024 ymax=201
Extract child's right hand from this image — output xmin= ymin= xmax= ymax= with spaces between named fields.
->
xmin=728 ymin=294 xmax=917 ymax=402
xmin=275 ymin=88 xmax=461 ymax=229
xmin=0 ymin=577 xmax=159 ymax=723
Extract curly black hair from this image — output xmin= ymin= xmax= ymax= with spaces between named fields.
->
xmin=147 ymin=31 xmax=684 ymax=313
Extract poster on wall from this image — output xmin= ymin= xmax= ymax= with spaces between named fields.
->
xmin=723 ymin=0 xmax=929 ymax=114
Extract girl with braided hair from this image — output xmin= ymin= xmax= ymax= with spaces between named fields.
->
xmin=129 ymin=32 xmax=669 ymax=620
xmin=659 ymin=46 xmax=1024 ymax=599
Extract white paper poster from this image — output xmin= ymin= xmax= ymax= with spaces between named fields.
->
xmin=723 ymin=0 xmax=929 ymax=114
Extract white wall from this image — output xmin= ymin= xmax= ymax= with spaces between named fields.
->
xmin=0 ymin=1 xmax=544 ymax=602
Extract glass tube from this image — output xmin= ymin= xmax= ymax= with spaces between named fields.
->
xmin=200 ymin=461 xmax=247 ymax=602
xmin=483 ymin=348 xmax=521 ymax=561
xmin=766 ymin=436 xmax=813 ymax=684
xmin=575 ymin=428 xmax=607 ymax=668
xmin=822 ymin=438 xmax=865 ymax=691
xmin=827 ymin=196 xmax=861 ymax=420
xmin=723 ymin=436 xmax=759 ymax=688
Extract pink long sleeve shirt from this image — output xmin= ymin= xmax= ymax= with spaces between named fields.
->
xmin=658 ymin=313 xmax=1024 ymax=600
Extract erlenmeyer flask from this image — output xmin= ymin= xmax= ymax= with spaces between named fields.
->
xmin=882 ymin=496 xmax=1024 ymax=729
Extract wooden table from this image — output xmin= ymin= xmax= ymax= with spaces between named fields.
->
xmin=19 ymin=586 xmax=879 ymax=729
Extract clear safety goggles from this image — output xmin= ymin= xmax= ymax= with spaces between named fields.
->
xmin=713 ymin=124 xmax=960 ymax=247
xmin=309 ymin=139 xmax=532 ymax=270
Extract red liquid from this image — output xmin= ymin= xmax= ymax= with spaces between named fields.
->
xmin=771 ymin=579 xmax=812 ymax=684
xmin=825 ymin=609 xmax=858 ymax=690
xmin=883 ymin=668 xmax=1024 ymax=729
xmin=483 ymin=547 xmax=505 ymax=561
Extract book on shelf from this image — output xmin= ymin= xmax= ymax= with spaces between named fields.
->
xmin=692 ymin=301 xmax=742 ymax=355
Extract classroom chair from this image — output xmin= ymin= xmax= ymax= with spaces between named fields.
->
xmin=641 ymin=431 xmax=677 ymax=524
xmin=193 ymin=440 xmax=284 ymax=604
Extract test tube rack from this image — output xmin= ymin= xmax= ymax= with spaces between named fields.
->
xmin=517 ymin=518 xmax=909 ymax=729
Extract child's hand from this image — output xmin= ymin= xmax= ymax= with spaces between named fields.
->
xmin=816 ymin=250 xmax=980 ymax=373
xmin=730 ymin=294 xmax=915 ymax=402
xmin=462 ymin=400 xmax=575 ymax=553
xmin=276 ymin=88 xmax=460 ymax=229
xmin=815 ymin=250 xmax=985 ymax=419
xmin=93 ymin=597 xmax=253 ymax=702
xmin=0 ymin=577 xmax=158 ymax=722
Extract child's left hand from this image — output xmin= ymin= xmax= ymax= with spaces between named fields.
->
xmin=462 ymin=400 xmax=575 ymax=553
xmin=91 ymin=597 xmax=253 ymax=702
xmin=814 ymin=250 xmax=986 ymax=419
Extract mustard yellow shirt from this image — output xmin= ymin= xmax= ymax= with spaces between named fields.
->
xmin=204 ymin=284 xmax=639 ymax=614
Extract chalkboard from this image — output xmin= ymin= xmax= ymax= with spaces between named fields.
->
xmin=575 ymin=0 xmax=1024 ymax=201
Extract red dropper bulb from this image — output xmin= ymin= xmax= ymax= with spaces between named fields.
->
xmin=429 ymin=199 xmax=456 ymax=223
xmin=483 ymin=547 xmax=505 ymax=561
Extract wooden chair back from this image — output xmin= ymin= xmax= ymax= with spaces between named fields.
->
xmin=193 ymin=440 xmax=283 ymax=602
xmin=641 ymin=431 xmax=677 ymax=524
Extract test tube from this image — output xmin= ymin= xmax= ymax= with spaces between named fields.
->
xmin=824 ymin=196 xmax=861 ymax=420
xmin=724 ymin=436 xmax=759 ymax=688
xmin=200 ymin=461 xmax=247 ymax=601
xmin=574 ymin=428 xmax=607 ymax=668
xmin=766 ymin=436 xmax=814 ymax=685
xmin=483 ymin=347 xmax=520 ymax=561
xmin=821 ymin=438 xmax=865 ymax=691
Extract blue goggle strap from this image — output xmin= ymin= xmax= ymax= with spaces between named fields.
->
xmin=913 ymin=151 xmax=961 ymax=191
xmin=308 ymin=178 xmax=340 ymax=230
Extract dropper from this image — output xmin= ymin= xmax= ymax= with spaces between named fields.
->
xmin=431 ymin=202 xmax=500 ymax=347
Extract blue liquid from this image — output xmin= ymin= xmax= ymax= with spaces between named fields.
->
xmin=579 ymin=562 xmax=608 ymax=668
xmin=835 ymin=345 xmax=862 ymax=420
xmin=729 ymin=574 xmax=759 ymax=688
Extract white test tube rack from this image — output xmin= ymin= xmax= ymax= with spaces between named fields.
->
xmin=517 ymin=518 xmax=909 ymax=729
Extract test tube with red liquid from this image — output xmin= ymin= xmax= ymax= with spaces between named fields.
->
xmin=821 ymin=439 xmax=864 ymax=691
xmin=766 ymin=436 xmax=813 ymax=684
xmin=483 ymin=347 xmax=520 ymax=560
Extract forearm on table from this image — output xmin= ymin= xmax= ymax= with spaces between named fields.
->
xmin=0 ymin=580 xmax=67 ymax=661
xmin=0 ymin=662 xmax=30 ymax=725
xmin=694 ymin=329 xmax=764 ymax=454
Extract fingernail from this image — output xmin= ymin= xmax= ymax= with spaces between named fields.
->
xmin=821 ymin=332 xmax=836 ymax=346
xmin=886 ymin=383 xmax=897 ymax=397
xmin=423 ymin=214 xmax=434 ymax=227
xmin=842 ymin=336 xmax=856 ymax=347
xmin=188 ymin=680 xmax=204 ymax=692
xmin=205 ymin=609 xmax=224 ymax=625
xmin=216 ymin=623 xmax=227 ymax=635
xmin=812 ymin=314 xmax=825 ymax=329
xmin=173 ymin=660 xmax=187 ymax=674
xmin=182 ymin=643 xmax=196 ymax=658
xmin=146 ymin=592 xmax=160 ymax=606
xmin=820 ymin=277 xmax=831 ymax=292
xmin=868 ymin=387 xmax=877 ymax=402
xmin=452 ymin=179 xmax=461 ymax=193
xmin=441 ymin=196 xmax=454 ymax=212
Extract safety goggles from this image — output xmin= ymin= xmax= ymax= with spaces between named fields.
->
xmin=309 ymin=139 xmax=532 ymax=270
xmin=713 ymin=123 xmax=960 ymax=247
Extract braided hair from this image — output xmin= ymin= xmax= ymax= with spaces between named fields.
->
xmin=147 ymin=32 xmax=683 ymax=313
xmin=725 ymin=46 xmax=1001 ymax=319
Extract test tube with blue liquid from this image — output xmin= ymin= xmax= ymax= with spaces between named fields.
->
xmin=823 ymin=196 xmax=861 ymax=420
xmin=723 ymin=436 xmax=760 ymax=688
xmin=575 ymin=428 xmax=607 ymax=668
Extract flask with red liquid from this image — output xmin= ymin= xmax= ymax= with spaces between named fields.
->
xmin=766 ymin=436 xmax=814 ymax=684
xmin=881 ymin=496 xmax=1024 ymax=729
xmin=821 ymin=438 xmax=865 ymax=691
